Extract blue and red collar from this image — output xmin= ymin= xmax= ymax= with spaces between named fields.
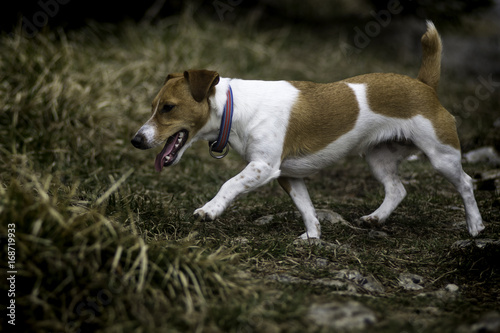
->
xmin=209 ymin=85 xmax=233 ymax=159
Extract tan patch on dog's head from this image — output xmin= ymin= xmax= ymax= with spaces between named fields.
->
xmin=148 ymin=69 xmax=220 ymax=145
xmin=282 ymin=81 xmax=359 ymax=159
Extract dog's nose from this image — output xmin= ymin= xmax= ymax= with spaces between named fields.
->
xmin=131 ymin=135 xmax=146 ymax=149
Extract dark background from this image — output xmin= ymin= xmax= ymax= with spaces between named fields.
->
xmin=2 ymin=0 xmax=496 ymax=34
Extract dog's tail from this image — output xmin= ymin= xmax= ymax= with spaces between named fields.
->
xmin=417 ymin=21 xmax=442 ymax=91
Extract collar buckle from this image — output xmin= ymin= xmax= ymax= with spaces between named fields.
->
xmin=209 ymin=141 xmax=230 ymax=159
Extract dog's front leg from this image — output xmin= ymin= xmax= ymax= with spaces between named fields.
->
xmin=278 ymin=177 xmax=321 ymax=239
xmin=194 ymin=160 xmax=281 ymax=221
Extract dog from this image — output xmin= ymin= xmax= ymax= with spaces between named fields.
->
xmin=131 ymin=21 xmax=484 ymax=239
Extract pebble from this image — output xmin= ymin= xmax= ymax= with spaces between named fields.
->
xmin=445 ymin=284 xmax=459 ymax=293
xmin=307 ymin=301 xmax=376 ymax=330
xmin=463 ymin=146 xmax=500 ymax=165
xmin=254 ymin=209 xmax=346 ymax=225
xmin=399 ymin=273 xmax=424 ymax=291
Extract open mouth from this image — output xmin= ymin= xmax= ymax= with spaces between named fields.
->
xmin=154 ymin=130 xmax=188 ymax=172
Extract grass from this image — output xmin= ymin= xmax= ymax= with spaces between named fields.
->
xmin=1 ymin=6 xmax=499 ymax=332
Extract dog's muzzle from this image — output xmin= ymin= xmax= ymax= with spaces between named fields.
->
xmin=131 ymin=134 xmax=149 ymax=150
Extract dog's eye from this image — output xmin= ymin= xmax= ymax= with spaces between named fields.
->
xmin=161 ymin=104 xmax=175 ymax=113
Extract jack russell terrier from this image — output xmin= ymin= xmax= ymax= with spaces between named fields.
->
xmin=131 ymin=21 xmax=484 ymax=239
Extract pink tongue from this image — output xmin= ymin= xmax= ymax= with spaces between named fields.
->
xmin=154 ymin=133 xmax=179 ymax=172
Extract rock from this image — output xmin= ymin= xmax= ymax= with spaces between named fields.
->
xmin=254 ymin=215 xmax=274 ymax=225
xmin=406 ymin=154 xmax=420 ymax=161
xmin=316 ymin=209 xmax=348 ymax=225
xmin=399 ymin=273 xmax=424 ymax=291
xmin=335 ymin=269 xmax=385 ymax=294
xmin=335 ymin=269 xmax=363 ymax=281
xmin=416 ymin=283 xmax=460 ymax=300
xmin=314 ymin=258 xmax=330 ymax=267
xmin=463 ymin=147 xmax=500 ymax=166
xmin=307 ymin=301 xmax=376 ymax=330
xmin=452 ymin=239 xmax=500 ymax=251
xmin=470 ymin=312 xmax=500 ymax=333
xmin=458 ymin=312 xmax=500 ymax=333
xmin=254 ymin=209 xmax=347 ymax=225
xmin=232 ymin=237 xmax=249 ymax=246
xmin=473 ymin=169 xmax=500 ymax=191
xmin=445 ymin=284 xmax=459 ymax=293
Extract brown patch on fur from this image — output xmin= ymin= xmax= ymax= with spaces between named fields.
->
xmin=282 ymin=81 xmax=359 ymax=159
xmin=345 ymin=73 xmax=460 ymax=150
xmin=417 ymin=22 xmax=442 ymax=91
xmin=281 ymin=23 xmax=457 ymax=154
xmin=183 ymin=70 xmax=220 ymax=102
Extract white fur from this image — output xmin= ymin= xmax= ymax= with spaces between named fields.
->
xmin=193 ymin=78 xmax=297 ymax=220
xmin=140 ymin=124 xmax=157 ymax=143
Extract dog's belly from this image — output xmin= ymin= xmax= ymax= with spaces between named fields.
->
xmin=279 ymin=132 xmax=360 ymax=177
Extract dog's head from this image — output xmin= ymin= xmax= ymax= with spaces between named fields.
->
xmin=131 ymin=69 xmax=220 ymax=171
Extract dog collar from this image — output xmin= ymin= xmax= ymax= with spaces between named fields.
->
xmin=209 ymin=85 xmax=233 ymax=159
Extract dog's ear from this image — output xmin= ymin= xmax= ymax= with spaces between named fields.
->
xmin=164 ymin=72 xmax=183 ymax=84
xmin=183 ymin=70 xmax=220 ymax=103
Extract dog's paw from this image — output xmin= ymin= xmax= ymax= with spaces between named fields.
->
xmin=299 ymin=231 xmax=320 ymax=240
xmin=193 ymin=208 xmax=214 ymax=221
xmin=468 ymin=221 xmax=485 ymax=237
xmin=194 ymin=202 xmax=224 ymax=221
xmin=358 ymin=215 xmax=381 ymax=228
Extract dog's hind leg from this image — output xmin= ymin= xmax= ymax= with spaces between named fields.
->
xmin=360 ymin=142 xmax=415 ymax=225
xmin=278 ymin=177 xmax=321 ymax=239
xmin=417 ymin=142 xmax=484 ymax=236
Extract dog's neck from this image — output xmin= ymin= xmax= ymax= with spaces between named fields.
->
xmin=211 ymin=77 xmax=267 ymax=159
xmin=203 ymin=77 xmax=298 ymax=161
xmin=203 ymin=78 xmax=246 ymax=156
xmin=210 ymin=77 xmax=232 ymax=118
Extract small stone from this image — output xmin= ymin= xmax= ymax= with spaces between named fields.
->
xmin=315 ymin=258 xmax=330 ymax=267
xmin=368 ymin=230 xmax=388 ymax=238
xmin=399 ymin=273 xmax=424 ymax=291
xmin=407 ymin=154 xmax=420 ymax=161
xmin=452 ymin=239 xmax=500 ymax=250
xmin=232 ymin=237 xmax=249 ymax=245
xmin=316 ymin=209 xmax=347 ymax=225
xmin=254 ymin=209 xmax=347 ymax=225
xmin=335 ymin=269 xmax=363 ymax=281
xmin=445 ymin=284 xmax=459 ymax=293
xmin=463 ymin=146 xmax=500 ymax=165
xmin=254 ymin=215 xmax=274 ymax=225
xmin=469 ymin=312 xmax=500 ymax=333
xmin=308 ymin=301 xmax=376 ymax=330
xmin=335 ymin=269 xmax=385 ymax=293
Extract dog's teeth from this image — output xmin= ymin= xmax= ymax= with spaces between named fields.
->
xmin=165 ymin=156 xmax=171 ymax=162
xmin=175 ymin=144 xmax=180 ymax=149
xmin=177 ymin=138 xmax=182 ymax=143
xmin=178 ymin=132 xmax=184 ymax=138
